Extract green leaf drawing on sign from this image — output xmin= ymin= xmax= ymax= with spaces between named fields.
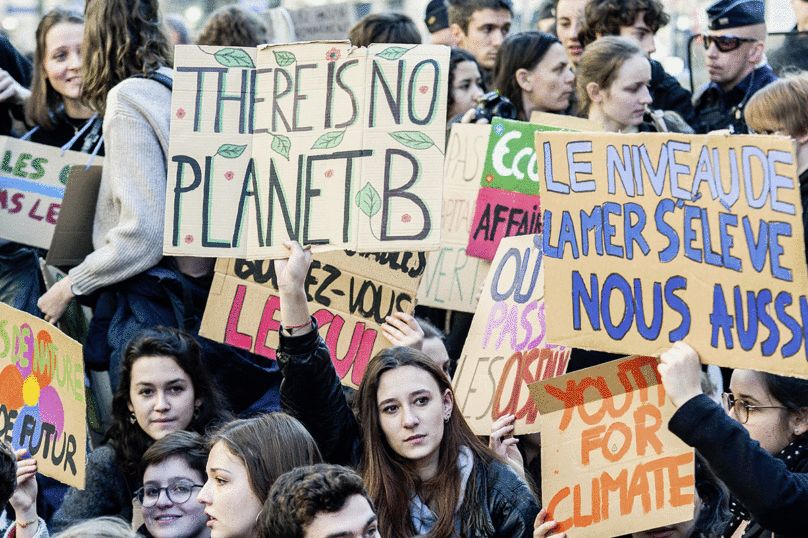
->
xmin=213 ymin=48 xmax=255 ymax=68
xmin=59 ymin=165 xmax=71 ymax=185
xmin=271 ymin=135 xmax=291 ymax=160
xmin=311 ymin=131 xmax=345 ymax=150
xmin=389 ymin=131 xmax=436 ymax=150
xmin=216 ymin=144 xmax=247 ymax=158
xmin=273 ymin=51 xmax=296 ymax=66
xmin=355 ymin=183 xmax=381 ymax=218
xmin=376 ymin=46 xmax=409 ymax=60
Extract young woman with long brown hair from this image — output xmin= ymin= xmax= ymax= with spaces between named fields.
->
xmin=275 ymin=241 xmax=538 ymax=538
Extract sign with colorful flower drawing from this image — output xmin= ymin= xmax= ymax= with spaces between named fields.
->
xmin=164 ymin=42 xmax=449 ymax=259
xmin=0 ymin=302 xmax=85 ymax=489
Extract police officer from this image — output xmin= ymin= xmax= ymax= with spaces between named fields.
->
xmin=693 ymin=0 xmax=775 ymax=134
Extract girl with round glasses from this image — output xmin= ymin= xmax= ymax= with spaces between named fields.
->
xmin=659 ymin=341 xmax=808 ymax=538
xmin=137 ymin=431 xmax=210 ymax=538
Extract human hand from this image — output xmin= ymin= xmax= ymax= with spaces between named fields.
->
xmin=489 ymin=413 xmax=523 ymax=472
xmin=658 ymin=341 xmax=704 ymax=408
xmin=460 ymin=108 xmax=488 ymax=124
xmin=274 ymin=241 xmax=312 ymax=294
xmin=0 ymin=68 xmax=30 ymax=104
xmin=381 ymin=312 xmax=424 ymax=349
xmin=9 ymin=450 xmax=38 ymax=524
xmin=37 ymin=276 xmax=75 ymax=325
xmin=534 ymin=509 xmax=565 ymax=538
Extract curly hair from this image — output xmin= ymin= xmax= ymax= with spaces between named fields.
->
xmin=258 ymin=464 xmax=373 ymax=538
xmin=103 ymin=327 xmax=231 ymax=479
xmin=25 ymin=8 xmax=85 ymax=130
xmin=81 ymin=0 xmax=171 ymax=114
xmin=0 ymin=440 xmax=15 ymax=509
xmin=196 ymin=5 xmax=268 ymax=47
xmin=578 ymin=0 xmax=669 ymax=49
xmin=207 ymin=413 xmax=323 ymax=505
xmin=493 ymin=31 xmax=561 ymax=120
xmin=349 ymin=13 xmax=421 ymax=47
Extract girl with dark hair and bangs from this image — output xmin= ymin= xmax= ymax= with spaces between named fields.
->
xmin=275 ymin=241 xmax=538 ymax=538
xmin=51 ymin=327 xmax=231 ymax=531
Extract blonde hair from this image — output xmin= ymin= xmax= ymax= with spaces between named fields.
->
xmin=575 ymin=36 xmax=645 ymax=116
xmin=53 ymin=516 xmax=136 ymax=538
xmin=745 ymin=71 xmax=808 ymax=138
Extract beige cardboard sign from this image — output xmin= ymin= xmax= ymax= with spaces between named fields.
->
xmin=417 ymin=123 xmax=491 ymax=312
xmin=0 ymin=136 xmax=100 ymax=250
xmin=45 ymin=165 xmax=103 ymax=267
xmin=529 ymin=111 xmax=604 ymax=132
xmin=288 ymin=4 xmax=356 ymax=41
xmin=453 ymin=234 xmax=570 ymax=435
xmin=0 ymin=302 xmax=86 ymax=489
xmin=530 ymin=356 xmax=694 ymax=538
xmin=199 ymin=251 xmax=424 ymax=387
xmin=538 ymin=132 xmax=808 ymax=377
xmin=165 ymin=43 xmax=449 ymax=259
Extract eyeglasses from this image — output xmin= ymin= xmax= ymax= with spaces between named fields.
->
xmin=701 ymin=34 xmax=758 ymax=52
xmin=136 ymin=481 xmax=204 ymax=507
xmin=721 ymin=392 xmax=789 ymax=424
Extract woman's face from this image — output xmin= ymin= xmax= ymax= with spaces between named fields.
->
xmin=43 ymin=22 xmax=84 ymax=105
xmin=128 ymin=356 xmax=201 ymax=441
xmin=197 ymin=441 xmax=263 ymax=538
xmin=142 ymin=456 xmax=209 ymax=538
xmin=448 ymin=60 xmax=484 ymax=119
xmin=729 ymin=369 xmax=795 ymax=455
xmin=593 ymin=54 xmax=652 ymax=132
xmin=376 ymin=365 xmax=453 ymax=480
xmin=519 ymin=43 xmax=575 ymax=114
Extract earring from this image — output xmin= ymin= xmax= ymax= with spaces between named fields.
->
xmin=129 ymin=412 xmax=137 ymax=424
xmin=193 ymin=406 xmax=201 ymax=419
xmin=444 ymin=415 xmax=450 ymax=423
xmin=796 ymin=428 xmax=801 ymax=435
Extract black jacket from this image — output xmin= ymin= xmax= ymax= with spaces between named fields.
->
xmin=669 ymin=394 xmax=808 ymax=538
xmin=0 ymin=36 xmax=31 ymax=137
xmin=693 ymin=65 xmax=777 ymax=134
xmin=649 ymin=59 xmax=696 ymax=127
xmin=277 ymin=323 xmax=539 ymax=538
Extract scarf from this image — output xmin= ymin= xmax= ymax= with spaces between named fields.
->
xmin=409 ymin=445 xmax=473 ymax=535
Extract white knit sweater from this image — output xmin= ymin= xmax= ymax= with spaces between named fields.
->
xmin=68 ymin=67 xmax=172 ymax=295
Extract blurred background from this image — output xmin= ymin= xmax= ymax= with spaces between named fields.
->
xmin=0 ymin=0 xmax=797 ymax=93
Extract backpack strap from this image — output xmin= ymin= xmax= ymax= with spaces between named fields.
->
xmin=129 ymin=71 xmax=173 ymax=91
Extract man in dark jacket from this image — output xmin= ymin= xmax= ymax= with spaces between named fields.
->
xmin=577 ymin=0 xmax=696 ymax=127
xmin=692 ymin=0 xmax=775 ymax=134
xmin=0 ymin=36 xmax=31 ymax=137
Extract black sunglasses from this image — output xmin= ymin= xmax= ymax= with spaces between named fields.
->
xmin=701 ymin=34 xmax=758 ymax=52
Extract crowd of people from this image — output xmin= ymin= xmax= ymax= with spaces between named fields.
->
xmin=1 ymin=0 xmax=808 ymax=536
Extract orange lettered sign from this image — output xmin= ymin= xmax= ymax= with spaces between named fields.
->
xmin=530 ymin=356 xmax=695 ymax=538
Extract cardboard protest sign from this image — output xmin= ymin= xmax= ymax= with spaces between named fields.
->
xmin=45 ymin=165 xmax=103 ymax=267
xmin=417 ymin=123 xmax=491 ymax=312
xmin=0 ymin=302 xmax=86 ymax=489
xmin=288 ymin=4 xmax=355 ymax=41
xmin=530 ymin=356 xmax=695 ymax=538
xmin=165 ymin=43 xmax=449 ymax=259
xmin=0 ymin=136 xmax=100 ymax=249
xmin=466 ymin=119 xmax=544 ymax=261
xmin=453 ymin=234 xmax=570 ymax=435
xmin=200 ymin=250 xmax=425 ymax=387
xmin=529 ymin=111 xmax=604 ymax=132
xmin=538 ymin=132 xmax=808 ymax=377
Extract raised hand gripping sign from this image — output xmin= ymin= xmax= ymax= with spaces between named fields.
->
xmin=530 ymin=356 xmax=695 ymax=538
xmin=165 ymin=43 xmax=449 ymax=259
xmin=538 ymin=131 xmax=808 ymax=378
